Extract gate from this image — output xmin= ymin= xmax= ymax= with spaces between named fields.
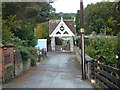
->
xmin=55 ymin=45 xmax=70 ymax=51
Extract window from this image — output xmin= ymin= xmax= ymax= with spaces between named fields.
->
xmin=60 ymin=26 xmax=64 ymax=31
xmin=63 ymin=31 xmax=69 ymax=34
xmin=56 ymin=31 xmax=61 ymax=34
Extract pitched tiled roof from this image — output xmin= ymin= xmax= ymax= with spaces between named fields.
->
xmin=49 ymin=19 xmax=76 ymax=35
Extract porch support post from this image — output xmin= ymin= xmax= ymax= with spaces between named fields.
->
xmin=70 ymin=36 xmax=74 ymax=52
xmin=51 ymin=37 xmax=55 ymax=51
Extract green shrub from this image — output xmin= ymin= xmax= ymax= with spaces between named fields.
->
xmin=117 ymin=32 xmax=120 ymax=58
xmin=10 ymin=37 xmax=37 ymax=66
xmin=29 ymin=48 xmax=37 ymax=66
xmin=85 ymin=45 xmax=96 ymax=58
xmin=31 ymin=57 xmax=36 ymax=66
xmin=40 ymin=58 xmax=44 ymax=63
xmin=85 ymin=38 xmax=90 ymax=46
xmin=86 ymin=37 xmax=117 ymax=68
xmin=117 ymin=32 xmax=120 ymax=69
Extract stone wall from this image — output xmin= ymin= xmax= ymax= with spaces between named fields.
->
xmin=23 ymin=59 xmax=31 ymax=72
xmin=51 ymin=37 xmax=55 ymax=51
xmin=74 ymin=47 xmax=81 ymax=64
xmin=0 ymin=43 xmax=31 ymax=83
xmin=14 ymin=51 xmax=23 ymax=77
xmin=14 ymin=51 xmax=31 ymax=77
xmin=4 ymin=63 xmax=14 ymax=82
xmin=74 ymin=47 xmax=93 ymax=79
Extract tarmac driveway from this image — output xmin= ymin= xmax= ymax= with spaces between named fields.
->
xmin=3 ymin=52 xmax=94 ymax=88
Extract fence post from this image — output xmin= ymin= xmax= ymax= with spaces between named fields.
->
xmin=90 ymin=59 xmax=96 ymax=83
xmin=87 ymin=61 xmax=91 ymax=79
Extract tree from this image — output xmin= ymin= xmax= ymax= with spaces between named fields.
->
xmin=75 ymin=2 xmax=120 ymax=35
xmin=14 ymin=23 xmax=37 ymax=47
xmin=106 ymin=17 xmax=117 ymax=35
xmin=2 ymin=2 xmax=56 ymax=46
xmin=2 ymin=2 xmax=56 ymax=23
xmin=2 ymin=2 xmax=56 ymax=66
xmin=2 ymin=15 xmax=22 ymax=44
xmin=34 ymin=22 xmax=49 ymax=39
xmin=75 ymin=10 xmax=80 ymax=35
xmin=50 ymin=12 xmax=75 ymax=19
xmin=2 ymin=19 xmax=13 ymax=44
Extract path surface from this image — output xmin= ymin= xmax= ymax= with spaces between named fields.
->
xmin=3 ymin=52 xmax=94 ymax=88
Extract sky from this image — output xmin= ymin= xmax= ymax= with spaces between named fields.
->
xmin=51 ymin=0 xmax=105 ymax=13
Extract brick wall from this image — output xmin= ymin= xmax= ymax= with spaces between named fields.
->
xmin=0 ymin=43 xmax=14 ymax=83
xmin=0 ymin=43 xmax=4 ymax=83
xmin=0 ymin=43 xmax=31 ymax=83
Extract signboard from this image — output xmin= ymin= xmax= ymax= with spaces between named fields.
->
xmin=35 ymin=39 xmax=47 ymax=51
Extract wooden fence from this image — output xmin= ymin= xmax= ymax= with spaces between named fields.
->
xmin=74 ymin=46 xmax=120 ymax=89
xmin=91 ymin=60 xmax=120 ymax=89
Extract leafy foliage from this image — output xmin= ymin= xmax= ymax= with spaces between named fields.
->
xmin=75 ymin=2 xmax=120 ymax=35
xmin=2 ymin=2 xmax=55 ymax=66
xmin=85 ymin=37 xmax=118 ymax=68
xmin=75 ymin=10 xmax=80 ymax=35
xmin=29 ymin=48 xmax=37 ymax=66
xmin=2 ymin=15 xmax=37 ymax=47
xmin=2 ymin=19 xmax=13 ymax=44
xmin=116 ymin=32 xmax=120 ymax=68
xmin=2 ymin=2 xmax=55 ymax=23
xmin=51 ymin=12 xmax=75 ymax=19
xmin=34 ymin=22 xmax=49 ymax=39
xmin=14 ymin=23 xmax=37 ymax=47
xmin=117 ymin=32 xmax=120 ymax=58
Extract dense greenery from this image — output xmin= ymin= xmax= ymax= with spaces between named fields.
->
xmin=116 ymin=32 xmax=120 ymax=69
xmin=51 ymin=12 xmax=75 ymax=19
xmin=75 ymin=2 xmax=120 ymax=35
xmin=2 ymin=2 xmax=55 ymax=66
xmin=75 ymin=2 xmax=120 ymax=69
xmin=2 ymin=2 xmax=55 ymax=23
xmin=85 ymin=36 xmax=120 ymax=68
xmin=2 ymin=2 xmax=119 ymax=68
xmin=2 ymin=2 xmax=55 ymax=44
xmin=34 ymin=22 xmax=49 ymax=39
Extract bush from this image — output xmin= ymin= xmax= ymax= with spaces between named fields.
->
xmin=29 ymin=48 xmax=37 ymax=66
xmin=20 ymin=48 xmax=37 ymax=67
xmin=117 ymin=32 xmax=120 ymax=69
xmin=31 ymin=57 xmax=36 ymax=66
xmin=117 ymin=32 xmax=120 ymax=59
xmin=10 ymin=37 xmax=37 ymax=67
xmin=85 ymin=45 xmax=96 ymax=58
xmin=85 ymin=37 xmax=117 ymax=68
